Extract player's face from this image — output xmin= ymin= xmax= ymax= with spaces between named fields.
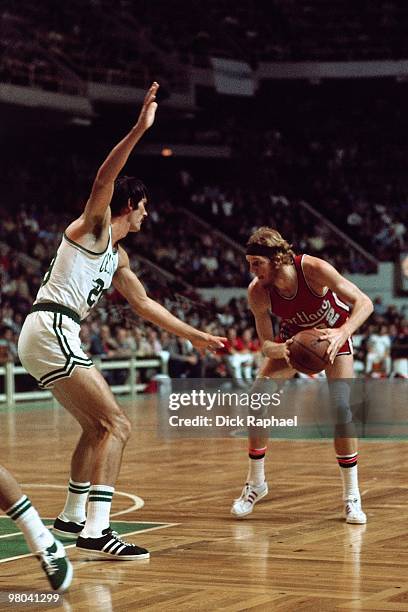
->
xmin=129 ymin=198 xmax=148 ymax=232
xmin=246 ymin=255 xmax=275 ymax=286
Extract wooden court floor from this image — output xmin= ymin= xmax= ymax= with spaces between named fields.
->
xmin=1 ymin=395 xmax=408 ymax=611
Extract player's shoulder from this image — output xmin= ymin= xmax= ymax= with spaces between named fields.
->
xmin=302 ymin=254 xmax=334 ymax=278
xmin=248 ymin=276 xmax=263 ymax=295
xmin=65 ymin=213 xmax=110 ymax=247
xmin=116 ymin=243 xmax=130 ymax=267
xmin=248 ymin=278 xmax=270 ymax=308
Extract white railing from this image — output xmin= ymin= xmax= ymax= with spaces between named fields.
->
xmin=0 ymin=354 xmax=167 ymax=406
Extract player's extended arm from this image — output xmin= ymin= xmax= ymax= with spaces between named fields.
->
xmin=248 ymin=280 xmax=292 ymax=362
xmin=112 ymin=247 xmax=226 ymax=352
xmin=83 ymin=82 xmax=159 ymax=225
xmin=304 ymin=255 xmax=373 ymax=362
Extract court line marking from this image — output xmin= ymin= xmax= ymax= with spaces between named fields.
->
xmin=20 ymin=483 xmax=144 ymax=515
xmin=0 ymin=523 xmax=178 ymax=564
xmin=0 ymin=531 xmax=23 ymax=540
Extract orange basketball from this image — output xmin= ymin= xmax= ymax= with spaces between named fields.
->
xmin=288 ymin=329 xmax=330 ymax=375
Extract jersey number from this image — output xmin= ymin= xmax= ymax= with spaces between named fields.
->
xmin=87 ymin=278 xmax=105 ymax=307
xmin=41 ymin=257 xmax=56 ymax=287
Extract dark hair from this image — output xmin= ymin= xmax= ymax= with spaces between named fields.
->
xmin=110 ymin=176 xmax=148 ymax=216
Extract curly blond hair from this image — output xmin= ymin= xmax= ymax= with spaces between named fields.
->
xmin=247 ymin=227 xmax=295 ymax=267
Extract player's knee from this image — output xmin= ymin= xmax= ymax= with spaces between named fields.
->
xmin=88 ymin=409 xmax=131 ymax=445
xmin=109 ymin=412 xmax=132 ymax=445
xmin=329 ymin=381 xmax=352 ymax=424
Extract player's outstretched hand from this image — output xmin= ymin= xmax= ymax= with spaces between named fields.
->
xmin=191 ymin=333 xmax=227 ymax=354
xmin=136 ymin=82 xmax=159 ymax=131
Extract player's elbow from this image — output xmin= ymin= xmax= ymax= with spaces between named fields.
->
xmin=364 ymin=295 xmax=374 ymax=316
xmin=93 ymin=174 xmax=110 ymax=189
xmin=131 ymin=296 xmax=152 ymax=318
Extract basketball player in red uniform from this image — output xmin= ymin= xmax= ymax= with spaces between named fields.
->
xmin=231 ymin=227 xmax=373 ymax=523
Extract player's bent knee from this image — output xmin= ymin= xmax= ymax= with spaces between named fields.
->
xmin=87 ymin=410 xmax=131 ymax=445
xmin=109 ymin=412 xmax=132 ymax=445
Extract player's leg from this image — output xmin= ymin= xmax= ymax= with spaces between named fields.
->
xmin=231 ymin=357 xmax=295 ymax=518
xmin=50 ymin=366 xmax=149 ymax=560
xmin=52 ymin=394 xmax=94 ymax=538
xmin=0 ymin=465 xmax=72 ymax=591
xmin=326 ymin=354 xmax=366 ymax=524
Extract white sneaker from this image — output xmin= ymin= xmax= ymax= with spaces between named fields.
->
xmin=344 ymin=497 xmax=367 ymax=524
xmin=231 ymin=482 xmax=268 ymax=518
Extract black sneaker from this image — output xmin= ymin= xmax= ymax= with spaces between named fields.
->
xmin=37 ymin=540 xmax=73 ymax=592
xmin=76 ymin=527 xmax=150 ymax=561
xmin=53 ymin=516 xmax=85 ymax=538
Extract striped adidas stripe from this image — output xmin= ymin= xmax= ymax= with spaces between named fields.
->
xmin=102 ymin=539 xmax=126 ymax=555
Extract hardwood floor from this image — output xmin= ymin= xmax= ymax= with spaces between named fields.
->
xmin=1 ymin=395 xmax=408 ymax=611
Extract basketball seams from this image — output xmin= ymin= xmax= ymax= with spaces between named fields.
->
xmin=292 ymin=339 xmax=329 ymax=363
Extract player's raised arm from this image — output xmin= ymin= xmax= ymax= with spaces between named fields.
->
xmin=112 ymin=247 xmax=226 ymax=352
xmin=304 ymin=255 xmax=373 ymax=362
xmin=83 ymin=82 xmax=159 ymax=225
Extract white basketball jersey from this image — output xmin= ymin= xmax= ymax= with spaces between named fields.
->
xmin=35 ymin=227 xmax=119 ymax=320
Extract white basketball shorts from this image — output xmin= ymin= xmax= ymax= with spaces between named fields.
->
xmin=18 ymin=304 xmax=93 ymax=389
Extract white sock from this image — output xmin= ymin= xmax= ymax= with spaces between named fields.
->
xmin=59 ymin=478 xmax=90 ymax=522
xmin=7 ymin=496 xmax=54 ymax=553
xmin=247 ymin=447 xmax=267 ymax=486
xmin=337 ymin=454 xmax=360 ymax=500
xmin=81 ymin=485 xmax=114 ymax=538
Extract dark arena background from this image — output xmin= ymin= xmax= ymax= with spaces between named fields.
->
xmin=1 ymin=1 xmax=408 ymax=610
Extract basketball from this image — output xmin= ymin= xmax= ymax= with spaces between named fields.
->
xmin=288 ymin=329 xmax=330 ymax=374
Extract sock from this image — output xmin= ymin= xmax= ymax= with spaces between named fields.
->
xmin=337 ymin=453 xmax=360 ymax=500
xmin=247 ymin=447 xmax=267 ymax=486
xmin=59 ymin=478 xmax=90 ymax=522
xmin=81 ymin=485 xmax=114 ymax=539
xmin=7 ymin=495 xmax=54 ymax=553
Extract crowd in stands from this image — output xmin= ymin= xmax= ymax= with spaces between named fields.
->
xmin=134 ymin=0 xmax=408 ymax=67
xmin=3 ymin=1 xmax=408 ymax=93
xmin=1 ymin=0 xmax=185 ymax=92
xmin=0 ymin=201 xmax=406 ymax=380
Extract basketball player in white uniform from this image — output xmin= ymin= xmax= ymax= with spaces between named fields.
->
xmin=18 ymin=82 xmax=226 ymax=560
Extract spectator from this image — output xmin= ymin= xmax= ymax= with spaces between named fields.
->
xmin=366 ymin=324 xmax=392 ymax=377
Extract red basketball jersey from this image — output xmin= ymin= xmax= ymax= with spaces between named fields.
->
xmin=269 ymin=255 xmax=352 ymax=355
